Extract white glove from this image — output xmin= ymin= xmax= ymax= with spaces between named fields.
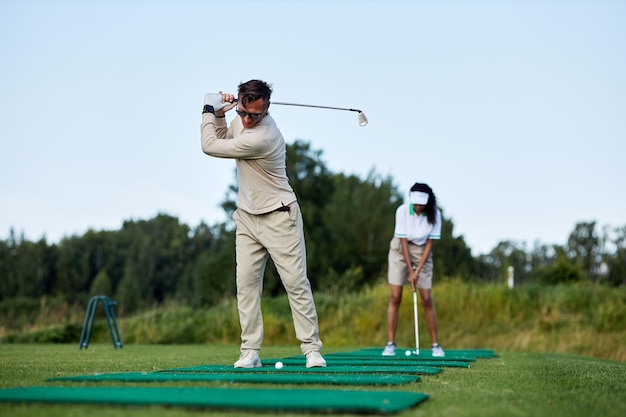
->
xmin=203 ymin=93 xmax=230 ymax=112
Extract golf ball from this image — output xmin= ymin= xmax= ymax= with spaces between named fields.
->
xmin=275 ymin=361 xmax=284 ymax=369
xmin=405 ymin=350 xmax=412 ymax=356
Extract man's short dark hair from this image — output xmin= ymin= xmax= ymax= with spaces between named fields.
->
xmin=238 ymin=79 xmax=273 ymax=107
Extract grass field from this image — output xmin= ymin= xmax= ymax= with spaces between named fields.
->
xmin=1 ymin=344 xmax=625 ymax=417
xmin=6 ymin=281 xmax=625 ymax=362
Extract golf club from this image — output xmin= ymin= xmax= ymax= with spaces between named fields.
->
xmin=272 ymin=102 xmax=368 ymax=126
xmin=232 ymin=99 xmax=368 ymax=126
xmin=413 ymin=289 xmax=420 ymax=356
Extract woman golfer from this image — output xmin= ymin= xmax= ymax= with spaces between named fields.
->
xmin=382 ymin=182 xmax=445 ymax=357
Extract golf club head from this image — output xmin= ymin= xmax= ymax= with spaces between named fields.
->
xmin=358 ymin=112 xmax=368 ymax=126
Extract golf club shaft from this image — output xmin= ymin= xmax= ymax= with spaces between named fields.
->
xmin=271 ymin=102 xmax=363 ymax=114
xmin=413 ymin=290 xmax=419 ymax=355
xmin=233 ymin=98 xmax=363 ymax=114
xmin=230 ymin=98 xmax=368 ymax=126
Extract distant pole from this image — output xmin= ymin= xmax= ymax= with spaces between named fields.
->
xmin=507 ymin=266 xmax=514 ymax=289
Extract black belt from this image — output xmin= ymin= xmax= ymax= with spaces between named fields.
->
xmin=262 ymin=205 xmax=290 ymax=215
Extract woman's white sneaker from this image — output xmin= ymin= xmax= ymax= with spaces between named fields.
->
xmin=382 ymin=342 xmax=396 ymax=356
xmin=431 ymin=344 xmax=445 ymax=357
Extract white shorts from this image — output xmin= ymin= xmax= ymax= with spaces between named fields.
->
xmin=387 ymin=237 xmax=433 ymax=289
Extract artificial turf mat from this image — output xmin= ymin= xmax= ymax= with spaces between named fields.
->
xmin=47 ymin=372 xmax=419 ymax=386
xmin=263 ymin=357 xmax=470 ymax=368
xmin=350 ymin=348 xmax=499 ymax=359
xmin=324 ymin=350 xmax=476 ymax=365
xmin=320 ymin=352 xmax=476 ymax=362
xmin=165 ymin=364 xmax=442 ymax=375
xmin=0 ymin=386 xmax=429 ymax=414
xmin=1 ymin=349 xmax=501 ymax=414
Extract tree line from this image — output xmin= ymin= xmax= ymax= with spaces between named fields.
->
xmin=1 ymin=140 xmax=624 ymax=314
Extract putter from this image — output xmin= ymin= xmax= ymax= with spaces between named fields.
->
xmin=232 ymin=98 xmax=368 ymax=126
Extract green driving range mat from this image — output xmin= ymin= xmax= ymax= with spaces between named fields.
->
xmin=47 ymin=372 xmax=418 ymax=386
xmin=0 ymin=386 xmax=429 ymax=414
xmin=263 ymin=357 xmax=470 ymax=368
xmin=324 ymin=351 xmax=476 ymax=362
xmin=165 ymin=364 xmax=442 ymax=375
xmin=349 ymin=348 xmax=499 ymax=359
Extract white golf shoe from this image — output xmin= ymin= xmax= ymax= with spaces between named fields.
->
xmin=305 ymin=351 xmax=327 ymax=368
xmin=234 ymin=349 xmax=262 ymax=368
xmin=431 ymin=344 xmax=445 ymax=357
xmin=382 ymin=342 xmax=396 ymax=356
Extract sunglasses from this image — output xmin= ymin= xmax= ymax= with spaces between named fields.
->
xmin=236 ymin=108 xmax=265 ymax=121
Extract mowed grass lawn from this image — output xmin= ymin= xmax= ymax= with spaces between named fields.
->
xmin=1 ymin=344 xmax=624 ymax=417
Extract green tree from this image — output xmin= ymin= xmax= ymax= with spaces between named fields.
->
xmin=476 ymin=241 xmax=529 ymax=283
xmin=120 ymin=214 xmax=191 ymax=304
xmin=528 ymin=241 xmax=556 ymax=271
xmin=433 ymin=210 xmax=475 ymax=280
xmin=604 ymin=225 xmax=626 ymax=286
xmin=314 ymin=171 xmax=402 ymax=290
xmin=0 ymin=231 xmax=57 ymax=300
xmin=180 ymin=226 xmax=236 ymax=307
xmin=537 ymin=253 xmax=585 ymax=285
xmin=115 ymin=268 xmax=140 ymax=315
xmin=89 ymin=270 xmax=112 ymax=297
xmin=55 ymin=235 xmax=91 ymax=301
xmin=566 ymin=221 xmax=600 ymax=281
xmin=0 ymin=229 xmax=18 ymax=300
xmin=55 ymin=230 xmax=119 ymax=303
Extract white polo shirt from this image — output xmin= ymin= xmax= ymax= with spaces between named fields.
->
xmin=393 ymin=203 xmax=442 ymax=246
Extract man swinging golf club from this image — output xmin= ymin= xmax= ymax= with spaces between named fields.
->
xmin=382 ymin=182 xmax=445 ymax=357
xmin=200 ymin=79 xmax=326 ymax=368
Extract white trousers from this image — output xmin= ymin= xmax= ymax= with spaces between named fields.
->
xmin=233 ymin=201 xmax=323 ymax=354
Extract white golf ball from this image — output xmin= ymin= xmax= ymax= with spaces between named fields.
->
xmin=405 ymin=350 xmax=412 ymax=356
xmin=274 ymin=361 xmax=284 ymax=369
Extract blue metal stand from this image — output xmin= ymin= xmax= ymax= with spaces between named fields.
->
xmin=79 ymin=295 xmax=123 ymax=349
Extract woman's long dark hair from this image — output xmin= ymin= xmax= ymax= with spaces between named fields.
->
xmin=410 ymin=182 xmax=437 ymax=225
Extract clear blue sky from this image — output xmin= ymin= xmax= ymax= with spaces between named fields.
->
xmin=1 ymin=0 xmax=624 ymax=255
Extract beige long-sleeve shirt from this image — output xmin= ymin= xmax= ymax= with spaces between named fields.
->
xmin=201 ymin=112 xmax=296 ymax=214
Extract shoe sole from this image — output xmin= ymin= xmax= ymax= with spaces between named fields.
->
xmin=306 ymin=363 xmax=327 ymax=368
xmin=234 ymin=361 xmax=262 ymax=368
